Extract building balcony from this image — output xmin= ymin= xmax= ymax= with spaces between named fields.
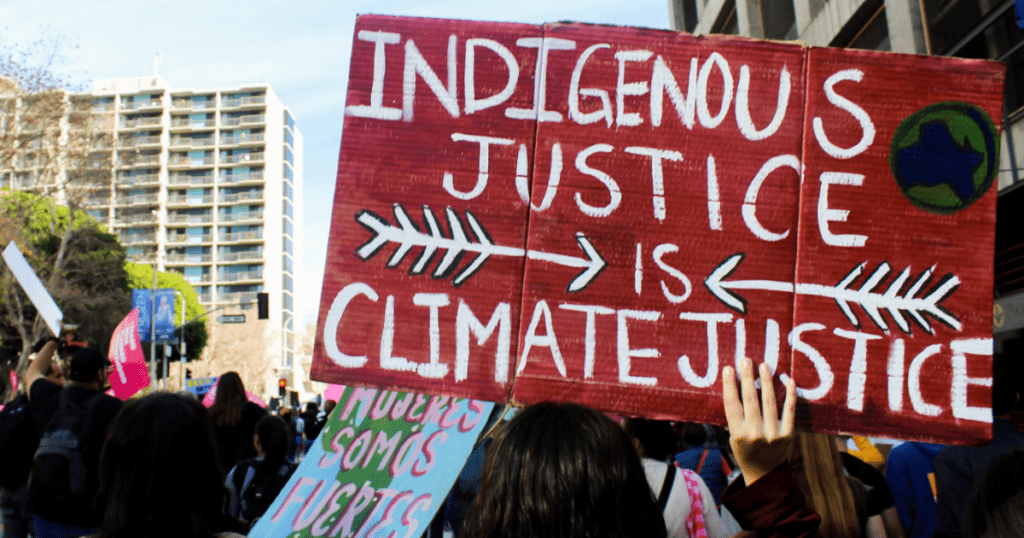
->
xmin=219 ymin=133 xmax=264 ymax=145
xmin=218 ymin=291 xmax=258 ymax=305
xmin=168 ymin=155 xmax=214 ymax=167
xmin=169 ymin=137 xmax=215 ymax=148
xmin=217 ymin=250 xmax=263 ymax=262
xmin=197 ymin=292 xmax=212 ymax=304
xmin=167 ymin=194 xmax=212 ymax=205
xmin=184 ymin=274 xmax=212 ymax=285
xmin=167 ymin=213 xmax=213 ymax=224
xmin=116 ymin=173 xmax=160 ymax=186
xmin=120 ymin=117 xmax=162 ymax=129
xmin=166 ymin=253 xmax=212 ymax=264
xmin=170 ymin=117 xmax=215 ymax=129
xmin=218 ymin=271 xmax=263 ymax=283
xmin=168 ymin=173 xmax=213 ymax=186
xmin=219 ymin=170 xmax=264 ymax=184
xmin=220 ymin=114 xmax=264 ymax=126
xmin=114 ymin=213 xmax=157 ymax=226
xmin=221 ymin=96 xmax=266 ymax=108
xmin=118 ymin=135 xmax=161 ymax=148
xmin=219 ymin=230 xmax=263 ymax=242
xmin=171 ymin=98 xmax=215 ymax=110
xmin=118 ymin=233 xmax=157 ymax=245
xmin=118 ymin=154 xmax=161 ymax=167
xmin=125 ymin=250 xmax=154 ymax=263
xmin=167 ymin=233 xmax=213 ymax=245
xmin=115 ymin=193 xmax=159 ymax=206
xmin=219 ymin=210 xmax=263 ymax=223
xmin=219 ymin=191 xmax=263 ymax=203
xmin=82 ymin=194 xmax=111 ymax=207
xmin=221 ymin=152 xmax=264 ymax=165
xmin=120 ymin=99 xmax=163 ymax=111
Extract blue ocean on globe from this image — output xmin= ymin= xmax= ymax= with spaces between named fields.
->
xmin=894 ymin=121 xmax=983 ymax=202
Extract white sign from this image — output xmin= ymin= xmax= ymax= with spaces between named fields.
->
xmin=2 ymin=241 xmax=63 ymax=336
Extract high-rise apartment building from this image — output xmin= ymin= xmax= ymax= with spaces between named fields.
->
xmin=1 ymin=75 xmax=303 ymax=390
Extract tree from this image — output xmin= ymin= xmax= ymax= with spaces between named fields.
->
xmin=0 ymin=189 xmax=131 ymax=391
xmin=124 ymin=262 xmax=208 ymax=362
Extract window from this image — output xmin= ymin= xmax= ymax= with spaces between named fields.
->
xmin=283 ymin=313 xmax=293 ymax=331
xmin=283 ymin=199 xmax=293 ymax=219
xmin=284 ymin=163 xmax=293 ymax=181
xmin=284 ymin=128 xmax=294 ymax=146
xmin=847 ymin=6 xmax=891 ymax=51
xmin=285 ymin=351 xmax=293 ymax=367
xmin=283 ymin=254 xmax=293 ymax=273
xmin=283 ymin=292 xmax=293 ymax=311
xmin=284 ymin=146 xmax=293 ymax=165
xmin=283 ymin=181 xmax=293 ymax=201
xmin=284 ymin=111 xmax=295 ymax=130
xmin=284 ymin=237 xmax=293 ymax=255
xmin=284 ymin=218 xmax=293 ymax=237
xmin=283 ymin=274 xmax=293 ymax=292
xmin=761 ymin=0 xmax=797 ymax=40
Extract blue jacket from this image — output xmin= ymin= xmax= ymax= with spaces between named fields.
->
xmin=885 ymin=441 xmax=944 ymax=538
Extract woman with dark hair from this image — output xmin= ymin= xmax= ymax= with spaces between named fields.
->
xmin=963 ymin=449 xmax=1024 ymax=538
xmin=225 ymin=415 xmax=297 ymax=529
xmin=89 ymin=392 xmax=246 ymax=538
xmin=208 ymin=372 xmax=267 ymax=472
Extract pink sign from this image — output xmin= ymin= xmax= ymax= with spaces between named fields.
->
xmin=201 ymin=381 xmax=268 ymax=408
xmin=108 ymin=308 xmax=151 ymax=400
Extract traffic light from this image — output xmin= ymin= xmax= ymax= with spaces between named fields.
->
xmin=278 ymin=378 xmax=287 ymax=397
xmin=257 ymin=292 xmax=269 ymax=320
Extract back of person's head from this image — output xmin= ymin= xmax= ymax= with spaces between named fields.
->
xmin=680 ymin=422 xmax=708 ymax=448
xmin=789 ymin=432 xmax=860 ymax=538
xmin=622 ymin=418 xmax=678 ymax=461
xmin=255 ymin=414 xmax=288 ymax=467
xmin=209 ymin=371 xmax=246 ymax=427
xmin=462 ymin=402 xmax=667 ymax=538
xmin=964 ymin=450 xmax=1024 ymax=538
xmin=68 ymin=347 xmax=110 ymax=384
xmin=304 ymin=401 xmax=318 ymax=415
xmin=323 ymin=399 xmax=337 ymax=415
xmin=96 ymin=392 xmax=241 ymax=538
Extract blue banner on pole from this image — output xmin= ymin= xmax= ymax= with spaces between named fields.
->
xmin=131 ymin=289 xmax=152 ymax=342
xmin=154 ymin=288 xmax=176 ymax=341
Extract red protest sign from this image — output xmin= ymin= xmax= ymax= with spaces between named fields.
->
xmin=314 ymin=15 xmax=1003 ymax=443
xmin=108 ymin=308 xmax=151 ymax=400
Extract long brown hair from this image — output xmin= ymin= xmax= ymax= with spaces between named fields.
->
xmin=788 ymin=432 xmax=861 ymax=538
xmin=208 ymin=371 xmax=246 ymax=428
xmin=462 ymin=402 xmax=667 ymax=538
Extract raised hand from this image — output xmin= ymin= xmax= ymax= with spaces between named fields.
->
xmin=722 ymin=358 xmax=797 ymax=485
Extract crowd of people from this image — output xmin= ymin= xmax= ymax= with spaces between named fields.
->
xmin=0 ymin=330 xmax=1020 ymax=538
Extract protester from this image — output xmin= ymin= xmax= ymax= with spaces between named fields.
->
xmin=624 ymin=418 xmax=727 ymax=538
xmin=88 ymin=392 xmax=246 ymax=538
xmin=0 ymin=355 xmax=63 ymax=538
xmin=786 ymin=432 xmax=877 ymax=538
xmin=209 ymin=372 xmax=267 ymax=472
xmin=277 ymin=407 xmax=299 ymax=462
xmin=27 ymin=336 xmax=123 ymax=538
xmin=462 ymin=359 xmax=819 ymax=538
xmin=839 ymin=443 xmax=903 ymax=538
xmin=885 ymin=441 xmax=944 ymax=538
xmin=225 ymin=415 xmax=297 ymax=529
xmin=962 ymin=449 xmax=1024 ymax=538
xmin=933 ymin=357 xmax=1024 ymax=538
xmin=299 ymin=401 xmax=320 ymax=452
xmin=674 ymin=422 xmax=731 ymax=507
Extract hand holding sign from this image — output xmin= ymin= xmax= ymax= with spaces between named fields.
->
xmin=723 ymin=358 xmax=796 ymax=485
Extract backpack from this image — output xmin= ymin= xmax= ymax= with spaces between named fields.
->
xmin=30 ymin=388 xmax=103 ymax=513
xmin=0 ymin=393 xmax=39 ymax=489
xmin=237 ymin=460 xmax=297 ymax=525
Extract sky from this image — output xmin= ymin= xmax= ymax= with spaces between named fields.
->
xmin=1 ymin=0 xmax=670 ymax=328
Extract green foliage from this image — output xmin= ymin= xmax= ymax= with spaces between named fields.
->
xmin=125 ymin=262 xmax=208 ymax=360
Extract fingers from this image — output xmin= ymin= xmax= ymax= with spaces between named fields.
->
xmin=759 ymin=363 xmax=778 ymax=437
xmin=722 ymin=365 xmax=743 ymax=431
xmin=739 ymin=358 xmax=761 ymax=434
xmin=779 ymin=377 xmax=797 ymax=438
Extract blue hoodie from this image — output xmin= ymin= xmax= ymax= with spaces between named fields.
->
xmin=885 ymin=441 xmax=945 ymax=538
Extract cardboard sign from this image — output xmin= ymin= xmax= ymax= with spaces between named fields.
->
xmin=250 ymin=386 xmax=494 ymax=538
xmin=2 ymin=241 xmax=63 ymax=337
xmin=314 ymin=15 xmax=1003 ymax=443
xmin=107 ymin=308 xmax=151 ymax=400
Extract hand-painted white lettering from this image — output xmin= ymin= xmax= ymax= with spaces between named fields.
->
xmin=413 ymin=293 xmax=451 ymax=378
xmin=652 ymin=244 xmax=692 ymax=304
xmin=651 ymin=56 xmax=697 ymax=129
xmin=812 ymin=69 xmax=875 ymax=159
xmin=706 ymin=155 xmax=722 ymax=230
xmin=733 ymin=318 xmax=780 ymax=375
xmin=634 ymin=243 xmax=643 ymax=295
xmin=464 ymin=38 xmax=520 ymax=114
xmin=516 ymin=300 xmax=566 ymax=376
xmin=950 ymin=338 xmax=993 ymax=423
xmin=574 ymin=144 xmax=621 ymax=217
xmin=569 ymin=43 xmax=613 ymax=127
xmin=786 ymin=323 xmax=832 ymax=400
xmin=743 ymin=154 xmax=798 ymax=241
xmin=618 ymin=310 xmax=661 ymax=386
xmin=696 ymin=53 xmax=733 ymax=129
xmin=403 ymin=37 xmax=460 ymax=122
xmin=324 ymin=282 xmax=379 ymax=367
xmin=615 ymin=50 xmax=654 ymax=127
xmin=515 ymin=144 xmax=530 ymax=204
xmin=834 ymin=328 xmax=882 ymax=412
xmin=346 ymin=31 xmax=403 ymax=120
xmin=560 ymin=303 xmax=615 ymax=379
xmin=908 ymin=344 xmax=943 ymax=416
xmin=624 ymin=146 xmax=682 ymax=221
xmin=887 ymin=339 xmax=905 ymax=411
xmin=506 ymin=37 xmax=575 ymax=122
xmin=677 ymin=312 xmax=733 ymax=387
xmin=381 ymin=295 xmax=417 ymax=373
xmin=442 ymin=133 xmax=514 ymax=200
xmin=455 ymin=300 xmax=512 ymax=384
xmin=818 ymin=172 xmax=868 ymax=247
xmin=532 ymin=143 xmax=563 ymax=211
xmin=735 ymin=64 xmax=790 ymax=141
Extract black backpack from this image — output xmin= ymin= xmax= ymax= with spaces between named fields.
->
xmin=0 ymin=393 xmax=40 ymax=489
xmin=30 ymin=388 xmax=103 ymax=513
xmin=237 ymin=460 xmax=297 ymax=525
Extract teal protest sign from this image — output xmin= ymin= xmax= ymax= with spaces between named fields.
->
xmin=251 ymin=386 xmax=494 ymax=538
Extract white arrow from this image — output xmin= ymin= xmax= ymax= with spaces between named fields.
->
xmin=704 ymin=253 xmax=961 ymax=334
xmin=355 ymin=204 xmax=606 ymax=292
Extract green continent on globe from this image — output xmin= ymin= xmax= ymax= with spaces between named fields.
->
xmin=889 ymin=101 xmax=998 ymax=215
